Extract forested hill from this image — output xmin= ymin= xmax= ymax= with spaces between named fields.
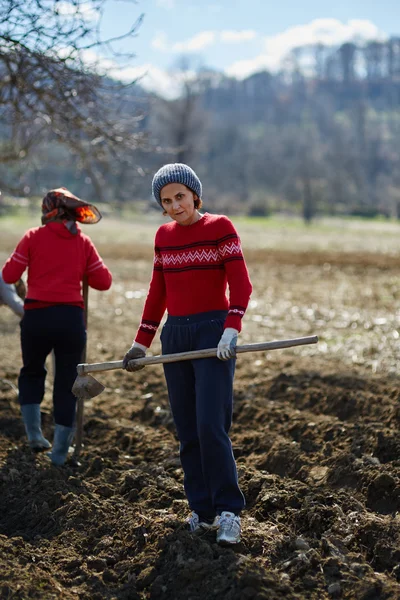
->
xmin=2 ymin=37 xmax=400 ymax=220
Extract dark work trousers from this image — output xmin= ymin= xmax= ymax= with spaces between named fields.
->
xmin=19 ymin=305 xmax=86 ymax=427
xmin=161 ymin=310 xmax=245 ymax=518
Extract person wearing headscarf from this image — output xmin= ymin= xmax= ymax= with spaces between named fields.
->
xmin=1 ymin=187 xmax=112 ymax=465
xmin=122 ymin=164 xmax=253 ymax=544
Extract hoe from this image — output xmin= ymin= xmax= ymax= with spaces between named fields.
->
xmin=71 ymin=335 xmax=318 ymax=458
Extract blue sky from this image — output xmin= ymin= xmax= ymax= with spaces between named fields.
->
xmin=72 ymin=0 xmax=400 ymax=96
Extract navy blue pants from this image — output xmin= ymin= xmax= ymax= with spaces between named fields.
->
xmin=161 ymin=310 xmax=245 ymax=518
xmin=19 ymin=306 xmax=86 ymax=427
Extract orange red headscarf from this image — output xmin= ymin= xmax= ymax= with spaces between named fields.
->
xmin=41 ymin=187 xmax=102 ymax=226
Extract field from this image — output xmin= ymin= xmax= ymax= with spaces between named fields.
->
xmin=0 ymin=213 xmax=400 ymax=600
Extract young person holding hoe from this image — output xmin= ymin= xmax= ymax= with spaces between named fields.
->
xmin=123 ymin=164 xmax=252 ymax=544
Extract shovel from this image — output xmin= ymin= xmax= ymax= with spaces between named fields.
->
xmin=72 ymin=335 xmax=318 ymax=402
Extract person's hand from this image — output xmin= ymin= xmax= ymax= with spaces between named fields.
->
xmin=217 ymin=328 xmax=238 ymax=360
xmin=123 ymin=342 xmax=147 ymax=372
xmin=15 ymin=278 xmax=26 ymax=300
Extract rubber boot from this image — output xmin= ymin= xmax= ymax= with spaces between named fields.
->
xmin=47 ymin=424 xmax=74 ymax=466
xmin=20 ymin=404 xmax=51 ymax=450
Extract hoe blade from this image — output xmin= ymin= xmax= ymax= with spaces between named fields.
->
xmin=72 ymin=374 xmax=105 ymax=400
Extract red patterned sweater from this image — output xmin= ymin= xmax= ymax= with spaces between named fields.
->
xmin=2 ymin=222 xmax=112 ymax=308
xmin=135 ymin=213 xmax=253 ymax=347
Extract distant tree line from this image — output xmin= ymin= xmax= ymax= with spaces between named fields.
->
xmin=0 ymin=14 xmax=399 ymax=221
xmin=151 ymin=39 xmax=400 ymax=221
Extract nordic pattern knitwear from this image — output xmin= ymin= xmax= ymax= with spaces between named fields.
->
xmin=134 ymin=213 xmax=252 ymax=347
xmin=152 ymin=163 xmax=202 ymax=207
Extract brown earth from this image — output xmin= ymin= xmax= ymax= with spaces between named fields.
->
xmin=1 ymin=232 xmax=400 ymax=600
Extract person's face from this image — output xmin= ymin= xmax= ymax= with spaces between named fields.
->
xmin=160 ymin=183 xmax=199 ymax=226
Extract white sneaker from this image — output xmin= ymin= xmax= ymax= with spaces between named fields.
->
xmin=216 ymin=511 xmax=241 ymax=544
xmin=187 ymin=512 xmax=219 ymax=534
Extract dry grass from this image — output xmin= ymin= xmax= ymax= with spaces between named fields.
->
xmin=1 ymin=212 xmax=399 ymax=377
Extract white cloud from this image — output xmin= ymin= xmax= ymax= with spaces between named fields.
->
xmin=225 ymin=56 xmax=271 ymax=79
xmin=173 ymin=31 xmax=216 ymax=53
xmin=62 ymin=18 xmax=389 ymax=99
xmin=264 ymin=18 xmax=386 ymax=58
xmin=114 ymin=65 xmax=181 ymax=99
xmin=56 ymin=44 xmax=179 ymax=98
xmin=151 ymin=29 xmax=258 ymax=54
xmin=78 ymin=49 xmax=117 ymax=73
xmin=55 ymin=1 xmax=98 ymax=21
xmin=226 ymin=18 xmax=387 ymax=79
xmin=220 ymin=30 xmax=257 ymax=43
xmin=74 ymin=55 xmax=177 ymax=99
xmin=108 ymin=65 xmax=207 ymax=100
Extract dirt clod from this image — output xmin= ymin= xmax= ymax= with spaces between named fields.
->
xmin=1 ymin=233 xmax=400 ymax=599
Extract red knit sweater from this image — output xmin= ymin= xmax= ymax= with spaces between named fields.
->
xmin=135 ymin=213 xmax=252 ymax=347
xmin=2 ymin=222 xmax=112 ymax=307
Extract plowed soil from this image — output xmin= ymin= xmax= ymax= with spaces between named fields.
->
xmin=1 ymin=216 xmax=399 ymax=600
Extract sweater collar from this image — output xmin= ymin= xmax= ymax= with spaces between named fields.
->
xmin=45 ymin=221 xmax=81 ymax=238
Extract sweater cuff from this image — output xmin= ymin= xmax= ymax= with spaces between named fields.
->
xmin=135 ymin=330 xmax=156 ymax=348
xmin=224 ymin=314 xmax=243 ymax=333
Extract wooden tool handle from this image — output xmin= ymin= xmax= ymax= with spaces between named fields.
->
xmin=76 ymin=335 xmax=318 ymax=375
xmin=73 ymin=278 xmax=89 ymax=461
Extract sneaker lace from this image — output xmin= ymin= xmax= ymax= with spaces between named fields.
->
xmin=219 ymin=514 xmax=240 ymax=533
xmin=187 ymin=512 xmax=200 ymax=532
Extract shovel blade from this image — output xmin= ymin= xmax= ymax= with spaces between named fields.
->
xmin=72 ymin=374 xmax=105 ymax=400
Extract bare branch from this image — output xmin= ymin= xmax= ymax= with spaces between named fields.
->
xmin=0 ymin=0 xmax=146 ymax=195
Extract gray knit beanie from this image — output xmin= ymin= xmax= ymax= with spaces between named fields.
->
xmin=152 ymin=163 xmax=202 ymax=207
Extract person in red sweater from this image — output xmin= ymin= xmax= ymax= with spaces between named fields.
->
xmin=1 ymin=188 xmax=112 ymax=465
xmin=123 ymin=163 xmax=252 ymax=544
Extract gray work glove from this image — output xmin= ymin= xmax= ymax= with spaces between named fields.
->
xmin=217 ymin=328 xmax=238 ymax=360
xmin=123 ymin=342 xmax=147 ymax=372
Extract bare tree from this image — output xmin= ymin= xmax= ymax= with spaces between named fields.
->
xmin=0 ymin=0 xmax=145 ymax=197
xmin=154 ymin=56 xmax=208 ymax=165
